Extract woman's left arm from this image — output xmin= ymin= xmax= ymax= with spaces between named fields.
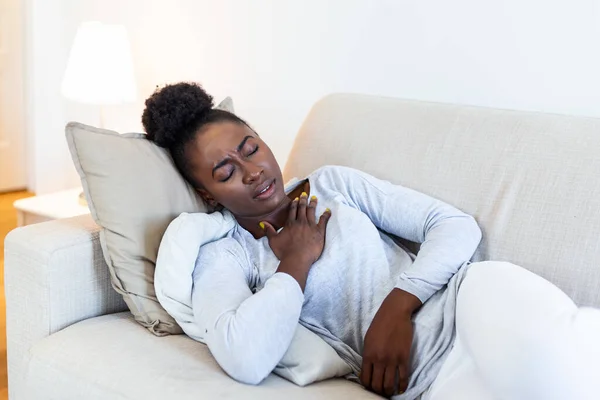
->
xmin=322 ymin=165 xmax=483 ymax=304
xmin=319 ymin=166 xmax=482 ymax=397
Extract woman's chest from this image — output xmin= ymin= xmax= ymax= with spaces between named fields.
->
xmin=244 ymin=198 xmax=386 ymax=293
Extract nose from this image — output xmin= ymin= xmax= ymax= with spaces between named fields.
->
xmin=242 ymin=162 xmax=263 ymax=185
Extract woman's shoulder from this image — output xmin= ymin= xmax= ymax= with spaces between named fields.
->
xmin=308 ymin=165 xmax=365 ymax=189
xmin=198 ymin=234 xmax=249 ymax=267
xmin=193 ymin=234 xmax=256 ymax=288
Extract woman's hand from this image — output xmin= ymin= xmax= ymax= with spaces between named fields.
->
xmin=361 ymin=288 xmax=422 ymax=397
xmin=261 ymin=193 xmax=331 ymax=290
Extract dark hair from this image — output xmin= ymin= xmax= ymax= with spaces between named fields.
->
xmin=141 ymin=82 xmax=247 ymax=187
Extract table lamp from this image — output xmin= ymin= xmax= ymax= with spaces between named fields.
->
xmin=62 ymin=21 xmax=137 ymax=205
xmin=61 ymin=21 xmax=137 ymax=128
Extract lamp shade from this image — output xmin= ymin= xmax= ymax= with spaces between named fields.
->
xmin=62 ymin=22 xmax=137 ymax=105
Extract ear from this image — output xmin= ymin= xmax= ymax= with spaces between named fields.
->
xmin=196 ymin=188 xmax=219 ymax=208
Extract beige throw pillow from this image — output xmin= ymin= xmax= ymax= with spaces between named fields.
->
xmin=66 ymin=97 xmax=233 ymax=335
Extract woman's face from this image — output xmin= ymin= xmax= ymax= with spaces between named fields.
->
xmin=186 ymin=121 xmax=287 ymax=218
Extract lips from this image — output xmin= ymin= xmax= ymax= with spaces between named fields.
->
xmin=253 ymin=179 xmax=275 ymax=199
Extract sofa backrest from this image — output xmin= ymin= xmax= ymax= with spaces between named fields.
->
xmin=284 ymin=93 xmax=600 ymax=308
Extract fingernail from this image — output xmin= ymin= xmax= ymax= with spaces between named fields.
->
xmin=301 ymin=192 xmax=308 ymax=198
xmin=294 ymin=197 xmax=299 ymax=202
xmin=259 ymin=222 xmax=265 ymax=230
xmin=326 ymin=208 xmax=331 ymax=212
xmin=311 ymin=195 xmax=317 ymax=201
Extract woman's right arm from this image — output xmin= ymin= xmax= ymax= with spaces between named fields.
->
xmin=193 ymin=195 xmax=331 ymax=385
xmin=192 ymin=239 xmax=305 ymax=385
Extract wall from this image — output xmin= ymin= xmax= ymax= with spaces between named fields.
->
xmin=26 ymin=0 xmax=600 ymax=193
xmin=0 ymin=0 xmax=27 ymax=191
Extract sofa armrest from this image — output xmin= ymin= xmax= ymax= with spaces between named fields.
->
xmin=4 ymin=214 xmax=127 ymax=398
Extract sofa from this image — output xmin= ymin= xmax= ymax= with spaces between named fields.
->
xmin=5 ymin=93 xmax=600 ymax=399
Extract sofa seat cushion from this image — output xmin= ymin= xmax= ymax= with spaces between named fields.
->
xmin=24 ymin=313 xmax=377 ymax=400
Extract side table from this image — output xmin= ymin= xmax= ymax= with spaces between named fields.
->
xmin=13 ymin=188 xmax=90 ymax=227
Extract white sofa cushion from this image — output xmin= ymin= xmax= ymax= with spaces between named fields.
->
xmin=23 ymin=313 xmax=376 ymax=400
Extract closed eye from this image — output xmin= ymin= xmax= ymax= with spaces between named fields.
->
xmin=220 ymin=146 xmax=257 ymax=182
xmin=219 ymin=170 xmax=234 ymax=182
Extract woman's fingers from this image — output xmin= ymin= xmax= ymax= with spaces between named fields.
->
xmin=297 ymin=192 xmax=308 ymax=222
xmin=287 ymin=197 xmax=298 ymax=224
xmin=260 ymin=221 xmax=278 ymax=240
xmin=317 ymin=208 xmax=332 ymax=232
xmin=360 ymin=362 xmax=372 ymax=389
xmin=383 ymin=365 xmax=398 ymax=397
xmin=370 ymin=363 xmax=385 ymax=395
xmin=398 ymin=363 xmax=409 ymax=394
xmin=307 ymin=195 xmax=318 ymax=224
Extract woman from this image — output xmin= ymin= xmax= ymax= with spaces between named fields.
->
xmin=142 ymin=82 xmax=600 ymax=400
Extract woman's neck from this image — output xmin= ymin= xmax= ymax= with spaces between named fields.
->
xmin=236 ymin=180 xmax=309 ymax=239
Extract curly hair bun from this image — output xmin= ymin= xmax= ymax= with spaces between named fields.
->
xmin=142 ymin=82 xmax=214 ymax=148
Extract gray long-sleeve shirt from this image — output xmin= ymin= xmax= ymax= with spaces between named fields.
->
xmin=192 ymin=165 xmax=482 ymax=399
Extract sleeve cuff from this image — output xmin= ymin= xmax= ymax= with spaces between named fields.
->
xmin=394 ymin=275 xmax=433 ymax=304
xmin=267 ymin=272 xmax=305 ymax=306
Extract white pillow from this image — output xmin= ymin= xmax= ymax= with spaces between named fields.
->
xmin=66 ymin=96 xmax=234 ymax=336
xmin=275 ymin=324 xmax=352 ymax=386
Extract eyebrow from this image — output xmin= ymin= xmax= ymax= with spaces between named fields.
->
xmin=212 ymin=135 xmax=254 ymax=177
